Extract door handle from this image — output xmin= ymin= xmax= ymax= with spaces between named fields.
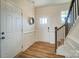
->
xmin=1 ymin=32 xmax=5 ymax=35
xmin=48 ymin=27 xmax=50 ymax=32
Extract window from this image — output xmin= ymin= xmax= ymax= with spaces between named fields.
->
xmin=61 ymin=11 xmax=68 ymax=24
xmin=40 ymin=17 xmax=47 ymax=24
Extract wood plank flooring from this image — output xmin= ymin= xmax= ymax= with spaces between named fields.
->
xmin=15 ymin=41 xmax=65 ymax=58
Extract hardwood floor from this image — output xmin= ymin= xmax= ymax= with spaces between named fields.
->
xmin=15 ymin=41 xmax=65 ymax=58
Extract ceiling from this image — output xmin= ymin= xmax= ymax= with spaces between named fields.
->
xmin=29 ymin=0 xmax=71 ymax=7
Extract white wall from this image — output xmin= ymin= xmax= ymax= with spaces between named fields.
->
xmin=9 ymin=0 xmax=36 ymax=51
xmin=35 ymin=3 xmax=70 ymax=43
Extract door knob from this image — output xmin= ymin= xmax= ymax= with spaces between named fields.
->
xmin=0 ymin=37 xmax=5 ymax=39
xmin=2 ymin=37 xmax=5 ymax=39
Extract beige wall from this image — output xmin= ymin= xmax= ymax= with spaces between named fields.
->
xmin=35 ymin=3 xmax=70 ymax=43
xmin=9 ymin=0 xmax=36 ymax=51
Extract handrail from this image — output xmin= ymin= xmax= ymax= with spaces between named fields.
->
xmin=66 ymin=0 xmax=75 ymax=20
xmin=57 ymin=24 xmax=65 ymax=31
xmin=65 ymin=0 xmax=77 ymax=36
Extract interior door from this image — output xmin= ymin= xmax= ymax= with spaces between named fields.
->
xmin=0 ymin=0 xmax=23 ymax=58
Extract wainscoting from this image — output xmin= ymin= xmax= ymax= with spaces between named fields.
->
xmin=23 ymin=31 xmax=36 ymax=51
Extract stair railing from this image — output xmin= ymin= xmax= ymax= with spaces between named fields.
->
xmin=55 ymin=0 xmax=79 ymax=53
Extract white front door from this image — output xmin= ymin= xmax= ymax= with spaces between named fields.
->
xmin=0 ymin=0 xmax=23 ymax=58
xmin=39 ymin=16 xmax=55 ymax=44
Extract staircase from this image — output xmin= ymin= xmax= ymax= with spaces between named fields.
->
xmin=55 ymin=0 xmax=79 ymax=57
xmin=57 ymin=16 xmax=79 ymax=57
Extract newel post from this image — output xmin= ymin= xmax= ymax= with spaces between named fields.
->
xmin=65 ymin=17 xmax=69 ymax=37
xmin=55 ymin=27 xmax=58 ymax=53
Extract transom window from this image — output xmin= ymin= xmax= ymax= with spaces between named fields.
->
xmin=40 ymin=17 xmax=47 ymax=24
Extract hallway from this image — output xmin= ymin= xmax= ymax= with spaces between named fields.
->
xmin=1 ymin=0 xmax=76 ymax=58
xmin=15 ymin=42 xmax=64 ymax=58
